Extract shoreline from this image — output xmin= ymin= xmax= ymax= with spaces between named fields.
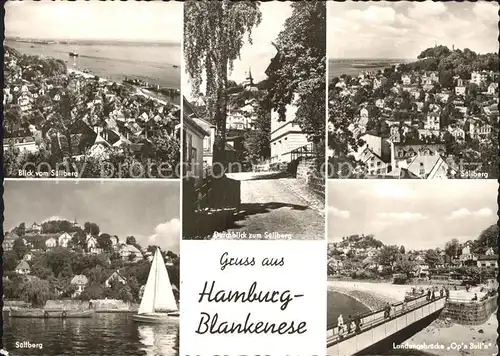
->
xmin=67 ymin=67 xmax=177 ymax=106
xmin=327 ymin=285 xmax=396 ymax=312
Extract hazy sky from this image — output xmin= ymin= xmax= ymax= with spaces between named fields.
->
xmin=4 ymin=181 xmax=180 ymax=254
xmin=328 ymin=1 xmax=499 ymax=59
xmin=327 ymin=180 xmax=497 ymax=251
xmin=5 ymin=1 xmax=182 ymax=43
xmin=183 ymin=2 xmax=293 ymax=100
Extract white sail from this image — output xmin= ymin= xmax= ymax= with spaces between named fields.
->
xmin=154 ymin=249 xmax=178 ymax=312
xmin=138 ymin=250 xmax=158 ymax=314
xmin=138 ymin=248 xmax=178 ymax=315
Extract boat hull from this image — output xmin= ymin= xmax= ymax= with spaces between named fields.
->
xmin=131 ymin=312 xmax=179 ymax=324
xmin=9 ymin=308 xmax=94 ymax=318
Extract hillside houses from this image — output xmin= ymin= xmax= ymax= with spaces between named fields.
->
xmin=330 ymin=58 xmax=499 ymax=178
xmin=3 ymin=46 xmax=181 ymax=178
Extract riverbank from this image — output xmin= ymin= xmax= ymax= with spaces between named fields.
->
xmin=3 ymin=299 xmax=139 ymax=313
xmin=327 ymin=280 xmax=406 ymax=309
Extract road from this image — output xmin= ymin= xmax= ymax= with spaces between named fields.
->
xmin=225 ymin=173 xmax=324 ymax=239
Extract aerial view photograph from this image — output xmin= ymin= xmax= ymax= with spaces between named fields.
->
xmin=3 ymin=1 xmax=182 ymax=178
xmin=326 ymin=180 xmax=498 ymax=356
xmin=2 ymin=181 xmax=180 ymax=356
xmin=182 ymin=0 xmax=326 ymax=240
xmin=327 ymin=1 xmax=499 ymax=179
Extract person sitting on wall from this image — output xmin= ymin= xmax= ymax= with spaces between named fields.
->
xmin=471 ymin=293 xmax=478 ymax=302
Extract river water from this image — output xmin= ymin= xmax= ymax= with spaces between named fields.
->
xmin=327 ymin=290 xmax=370 ymax=329
xmin=5 ymin=40 xmax=181 ymax=89
xmin=3 ymin=312 xmax=178 ymax=356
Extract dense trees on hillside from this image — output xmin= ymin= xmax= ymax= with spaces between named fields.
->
xmin=184 ymin=0 xmax=262 ymax=170
xmin=4 ymin=245 xmax=180 ymax=306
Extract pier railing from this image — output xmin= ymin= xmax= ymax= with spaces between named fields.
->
xmin=327 ymin=294 xmax=445 ymax=346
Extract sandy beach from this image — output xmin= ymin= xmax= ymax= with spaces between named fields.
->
xmin=327 ymin=280 xmax=498 ymax=356
xmin=404 ymin=313 xmax=498 ymax=356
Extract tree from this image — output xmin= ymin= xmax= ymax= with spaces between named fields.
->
xmin=126 ymin=236 xmax=137 ymax=246
xmin=83 ymin=222 xmax=100 ymax=236
xmin=244 ymin=92 xmax=271 ymax=164
xmin=30 ymin=253 xmax=53 ymax=279
xmin=393 ymin=259 xmax=417 ymax=280
xmin=399 ymin=245 xmax=406 ymax=254
xmin=264 ymin=1 xmax=326 ymax=151
xmin=46 ymin=247 xmax=74 ymax=278
xmin=87 ymin=266 xmax=107 ymax=284
xmin=79 ymin=283 xmax=105 ymax=301
xmin=474 ymin=224 xmax=499 ymax=254
xmin=424 ymin=249 xmax=442 ymax=268
xmin=45 ymin=86 xmax=88 ymax=159
xmin=97 ymin=234 xmax=113 ymax=252
xmin=445 ymin=238 xmax=460 ymax=258
xmin=377 ymin=245 xmax=400 ymax=267
xmin=19 ymin=277 xmax=51 ymax=307
xmin=4 ymin=251 xmax=19 ymax=271
xmin=184 ymin=1 xmax=262 ymax=171
xmin=13 ymin=222 xmax=26 ymax=237
xmin=13 ymin=238 xmax=27 ymax=260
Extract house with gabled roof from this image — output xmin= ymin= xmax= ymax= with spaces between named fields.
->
xmin=15 ymin=260 xmax=31 ymax=275
xmin=105 ymin=270 xmax=127 ymax=288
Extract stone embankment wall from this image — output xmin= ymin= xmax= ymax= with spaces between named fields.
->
xmin=441 ymin=296 xmax=497 ymax=325
xmin=44 ymin=299 xmax=136 ymax=311
xmin=296 ymin=158 xmax=325 ymax=198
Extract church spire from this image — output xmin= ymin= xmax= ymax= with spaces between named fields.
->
xmin=247 ymin=67 xmax=254 ymax=85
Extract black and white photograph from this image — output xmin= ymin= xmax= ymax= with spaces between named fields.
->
xmin=326 ymin=180 xmax=498 ymax=356
xmin=327 ymin=1 xmax=499 ymax=179
xmin=3 ymin=1 xmax=182 ymax=179
xmin=2 ymin=181 xmax=180 ymax=356
xmin=182 ymin=0 xmax=326 ymax=240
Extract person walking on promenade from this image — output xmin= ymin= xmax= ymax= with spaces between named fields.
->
xmin=384 ymin=303 xmax=391 ymax=318
xmin=350 ymin=319 xmax=356 ymax=334
xmin=426 ymin=288 xmax=431 ymax=301
xmin=445 ymin=287 xmax=450 ymax=300
xmin=354 ymin=314 xmax=362 ymax=333
xmin=431 ymin=289 xmax=436 ymax=301
xmin=337 ymin=313 xmax=344 ymax=336
xmin=338 ymin=314 xmax=344 ymax=328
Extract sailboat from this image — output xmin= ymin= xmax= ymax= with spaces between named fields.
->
xmin=131 ymin=248 xmax=180 ymax=323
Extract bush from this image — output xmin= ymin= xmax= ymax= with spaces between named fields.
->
xmin=351 ymin=269 xmax=377 ymax=280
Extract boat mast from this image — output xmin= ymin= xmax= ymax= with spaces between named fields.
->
xmin=153 ymin=249 xmax=158 ymax=312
